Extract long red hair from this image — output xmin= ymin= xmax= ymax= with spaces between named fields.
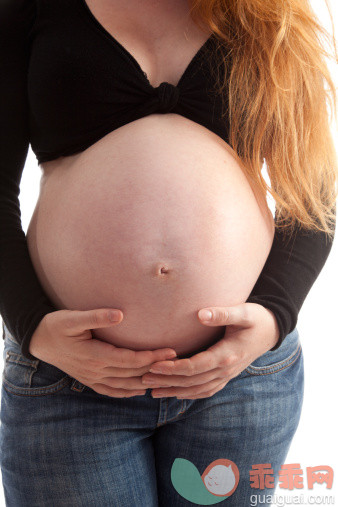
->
xmin=189 ymin=0 xmax=338 ymax=237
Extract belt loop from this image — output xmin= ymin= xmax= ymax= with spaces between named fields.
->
xmin=70 ymin=378 xmax=86 ymax=392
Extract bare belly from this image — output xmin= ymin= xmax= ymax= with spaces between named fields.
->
xmin=26 ymin=114 xmax=275 ymax=358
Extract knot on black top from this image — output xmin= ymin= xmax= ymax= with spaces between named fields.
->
xmin=155 ymin=82 xmax=180 ymax=112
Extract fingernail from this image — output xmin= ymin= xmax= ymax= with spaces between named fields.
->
xmin=149 ymin=368 xmax=163 ymax=374
xmin=199 ymin=309 xmax=212 ymax=321
xmin=108 ymin=310 xmax=121 ymax=321
xmin=167 ymin=351 xmax=177 ymax=358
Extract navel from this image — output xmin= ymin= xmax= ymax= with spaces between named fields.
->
xmin=154 ymin=262 xmax=171 ymax=276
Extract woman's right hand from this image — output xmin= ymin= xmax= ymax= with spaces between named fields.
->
xmin=28 ymin=308 xmax=177 ymax=397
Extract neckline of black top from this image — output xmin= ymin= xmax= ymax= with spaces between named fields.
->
xmin=78 ymin=0 xmax=215 ymax=90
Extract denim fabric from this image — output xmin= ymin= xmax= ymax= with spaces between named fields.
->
xmin=0 ymin=322 xmax=304 ymax=506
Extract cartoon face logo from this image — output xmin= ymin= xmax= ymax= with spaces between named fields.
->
xmin=202 ymin=459 xmax=240 ymax=497
xmin=171 ymin=457 xmax=240 ymax=504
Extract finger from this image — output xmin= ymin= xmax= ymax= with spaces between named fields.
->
xmin=92 ymin=384 xmax=147 ymax=398
xmin=85 ymin=339 xmax=177 ymax=368
xmin=98 ymin=376 xmax=151 ymax=390
xmin=149 ymin=348 xmax=220 ymax=376
xmin=61 ymin=308 xmax=124 ymax=335
xmin=151 ymin=378 xmax=226 ymax=398
xmin=149 ymin=330 xmax=244 ymax=376
xmin=198 ymin=303 xmax=254 ymax=327
xmin=176 ymin=380 xmax=228 ymax=399
xmin=102 ymin=363 xmax=155 ymax=377
xmin=141 ymin=367 xmax=221 ymax=387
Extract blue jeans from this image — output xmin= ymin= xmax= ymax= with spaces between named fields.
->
xmin=0 ymin=321 xmax=304 ymax=507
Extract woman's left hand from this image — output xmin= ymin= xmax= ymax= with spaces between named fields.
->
xmin=141 ymin=302 xmax=280 ymax=399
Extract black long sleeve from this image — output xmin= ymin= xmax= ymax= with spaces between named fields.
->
xmin=246 ymin=215 xmax=336 ymax=350
xmin=0 ymin=0 xmax=56 ymax=360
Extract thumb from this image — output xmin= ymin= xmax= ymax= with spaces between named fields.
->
xmin=198 ymin=303 xmax=254 ymax=328
xmin=61 ymin=308 xmax=123 ymax=335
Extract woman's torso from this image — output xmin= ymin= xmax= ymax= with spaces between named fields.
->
xmin=26 ymin=0 xmax=275 ymax=358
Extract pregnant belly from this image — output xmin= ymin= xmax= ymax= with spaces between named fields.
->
xmin=27 ymin=114 xmax=275 ymax=358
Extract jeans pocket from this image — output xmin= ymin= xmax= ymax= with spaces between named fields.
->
xmin=2 ymin=324 xmax=71 ymax=396
xmin=245 ymin=327 xmax=302 ymax=376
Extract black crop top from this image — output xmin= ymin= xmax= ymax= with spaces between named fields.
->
xmin=0 ymin=0 xmax=336 ymax=360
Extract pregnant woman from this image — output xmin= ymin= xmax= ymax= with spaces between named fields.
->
xmin=0 ymin=0 xmax=337 ymax=505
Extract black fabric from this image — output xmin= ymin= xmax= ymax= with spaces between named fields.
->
xmin=0 ymin=0 xmax=335 ymax=359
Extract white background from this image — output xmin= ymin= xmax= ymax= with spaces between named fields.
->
xmin=271 ymin=1 xmax=338 ymax=505
xmin=1 ymin=1 xmax=337 ymax=505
